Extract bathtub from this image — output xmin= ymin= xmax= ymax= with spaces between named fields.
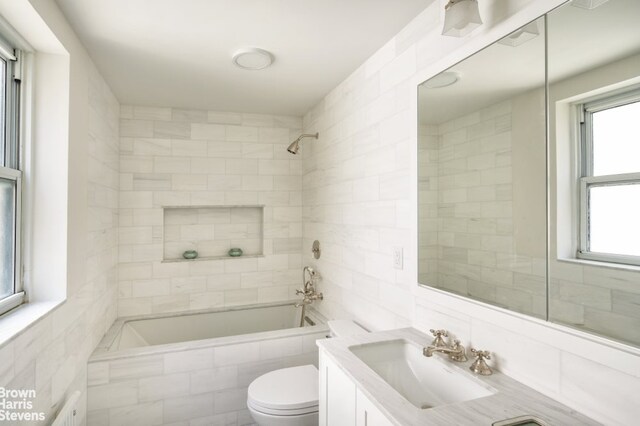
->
xmin=87 ymin=301 xmax=328 ymax=425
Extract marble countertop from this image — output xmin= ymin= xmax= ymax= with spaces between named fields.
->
xmin=317 ymin=327 xmax=600 ymax=426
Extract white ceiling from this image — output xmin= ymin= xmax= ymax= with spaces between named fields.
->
xmin=55 ymin=0 xmax=433 ymax=116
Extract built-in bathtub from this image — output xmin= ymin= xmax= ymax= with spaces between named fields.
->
xmin=87 ymin=301 xmax=328 ymax=425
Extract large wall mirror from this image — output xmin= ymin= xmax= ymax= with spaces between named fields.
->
xmin=418 ymin=0 xmax=640 ymax=348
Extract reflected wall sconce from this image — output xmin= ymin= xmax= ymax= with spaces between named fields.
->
xmin=497 ymin=21 xmax=540 ymax=47
xmin=442 ymin=0 xmax=483 ymax=37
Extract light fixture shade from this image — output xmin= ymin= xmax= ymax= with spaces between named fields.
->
xmin=497 ymin=21 xmax=539 ymax=47
xmin=442 ymin=0 xmax=483 ymax=37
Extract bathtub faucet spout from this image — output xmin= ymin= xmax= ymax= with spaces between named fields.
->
xmin=297 ymin=266 xmax=322 ymax=305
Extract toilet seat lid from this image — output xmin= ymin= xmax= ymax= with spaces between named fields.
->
xmin=248 ymin=365 xmax=319 ymax=411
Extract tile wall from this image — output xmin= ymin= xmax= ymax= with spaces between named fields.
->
xmin=87 ymin=330 xmax=326 ymax=425
xmin=0 ymin=64 xmax=120 ymax=423
xmin=117 ymin=107 xmax=305 ymax=316
xmin=419 ymin=95 xmax=547 ymax=319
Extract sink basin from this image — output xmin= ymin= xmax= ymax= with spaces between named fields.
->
xmin=349 ymin=339 xmax=495 ymax=409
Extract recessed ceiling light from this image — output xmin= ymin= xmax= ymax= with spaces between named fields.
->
xmin=423 ymin=72 xmax=460 ymax=89
xmin=232 ymin=47 xmax=274 ymax=70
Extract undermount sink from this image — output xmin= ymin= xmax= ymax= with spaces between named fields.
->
xmin=349 ymin=339 xmax=495 ymax=409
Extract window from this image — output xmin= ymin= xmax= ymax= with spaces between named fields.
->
xmin=577 ymin=88 xmax=640 ymax=266
xmin=0 ymin=35 xmax=22 ymax=315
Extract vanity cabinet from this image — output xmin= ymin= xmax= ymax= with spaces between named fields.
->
xmin=356 ymin=389 xmax=393 ymax=426
xmin=319 ymin=350 xmax=393 ymax=426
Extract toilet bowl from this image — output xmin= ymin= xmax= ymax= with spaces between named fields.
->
xmin=247 ymin=365 xmax=319 ymax=426
xmin=247 ymin=320 xmax=367 ymax=426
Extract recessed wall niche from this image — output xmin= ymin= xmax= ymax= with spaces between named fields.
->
xmin=163 ymin=206 xmax=264 ymax=261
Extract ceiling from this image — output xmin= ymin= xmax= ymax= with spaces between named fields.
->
xmin=419 ymin=0 xmax=640 ymax=125
xmin=55 ymin=0 xmax=433 ymax=116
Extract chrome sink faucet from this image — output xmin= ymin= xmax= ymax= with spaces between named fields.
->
xmin=423 ymin=329 xmax=468 ymax=362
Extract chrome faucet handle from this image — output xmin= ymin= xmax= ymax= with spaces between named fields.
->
xmin=470 ymin=348 xmax=490 ymax=359
xmin=449 ymin=340 xmax=468 ymax=362
xmin=470 ymin=348 xmax=493 ymax=375
xmin=429 ymin=329 xmax=448 ymax=347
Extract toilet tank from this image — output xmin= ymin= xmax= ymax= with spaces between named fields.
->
xmin=327 ymin=320 xmax=368 ymax=338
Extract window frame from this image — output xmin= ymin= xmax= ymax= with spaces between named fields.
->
xmin=577 ymin=87 xmax=640 ymax=266
xmin=0 ymin=35 xmax=22 ymax=316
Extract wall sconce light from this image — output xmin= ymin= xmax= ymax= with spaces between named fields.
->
xmin=442 ymin=0 xmax=483 ymax=37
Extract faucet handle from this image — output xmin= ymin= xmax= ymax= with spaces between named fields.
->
xmin=429 ymin=329 xmax=448 ymax=347
xmin=470 ymin=348 xmax=491 ymax=359
xmin=470 ymin=348 xmax=493 ymax=376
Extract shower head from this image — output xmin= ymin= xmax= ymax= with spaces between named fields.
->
xmin=287 ymin=139 xmax=300 ymax=154
xmin=287 ymin=133 xmax=318 ymax=154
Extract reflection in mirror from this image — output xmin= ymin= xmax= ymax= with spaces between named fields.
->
xmin=548 ymin=0 xmax=640 ymax=347
xmin=418 ymin=17 xmax=546 ymax=318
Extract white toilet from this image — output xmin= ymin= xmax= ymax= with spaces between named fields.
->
xmin=247 ymin=320 xmax=367 ymax=426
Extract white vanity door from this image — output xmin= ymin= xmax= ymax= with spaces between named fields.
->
xmin=356 ymin=388 xmax=393 ymax=426
xmin=319 ymin=350 xmax=357 ymax=426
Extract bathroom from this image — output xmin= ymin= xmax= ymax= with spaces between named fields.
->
xmin=0 ymin=0 xmax=638 ymax=424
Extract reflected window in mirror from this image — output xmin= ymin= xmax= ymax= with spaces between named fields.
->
xmin=577 ymin=89 xmax=640 ymax=265
xmin=549 ymin=0 xmax=640 ymax=348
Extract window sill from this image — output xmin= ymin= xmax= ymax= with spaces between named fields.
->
xmin=557 ymin=257 xmax=640 ymax=273
xmin=0 ymin=299 xmax=64 ymax=348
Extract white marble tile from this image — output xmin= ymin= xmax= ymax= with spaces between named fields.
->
xmin=139 ymin=372 xmax=190 ymax=402
xmin=154 ymin=121 xmax=191 ymax=139
xmin=109 ymin=355 xmax=163 ymax=381
xmin=164 ymin=393 xmax=215 ymax=423
xmin=88 ymin=361 xmax=110 ymax=386
xmin=109 ymin=401 xmax=163 ymax=426
xmin=213 ymin=342 xmax=260 ymax=366
xmin=560 ymin=352 xmax=640 ymax=425
xmin=226 ymin=125 xmax=258 ymax=142
xmin=172 ymin=108 xmax=207 ymax=123
xmin=88 ymin=380 xmax=138 ymax=410
xmin=208 ymin=111 xmax=243 ymax=125
xmin=121 ymin=119 xmax=153 ymax=138
xmin=258 ymin=336 xmax=303 ymax=359
xmin=133 ymin=106 xmax=172 ymax=121
xmin=189 ymin=412 xmax=238 ymax=426
xmin=190 ymin=366 xmax=238 ymax=394
xmin=171 ymin=140 xmax=208 ymax=157
xmin=191 ymin=123 xmax=226 ymax=141
xmin=212 ymin=388 xmax=247 ymax=415
xmin=189 ymin=292 xmax=225 ymax=310
xmin=164 ymin=348 xmax=215 ymax=374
